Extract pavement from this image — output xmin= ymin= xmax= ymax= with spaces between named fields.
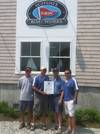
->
xmin=76 ymin=127 xmax=100 ymax=134
xmin=0 ymin=121 xmax=100 ymax=134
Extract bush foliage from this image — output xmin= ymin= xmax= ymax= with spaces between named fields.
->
xmin=0 ymin=101 xmax=100 ymax=126
xmin=75 ymin=108 xmax=100 ymax=125
xmin=0 ymin=101 xmax=18 ymax=119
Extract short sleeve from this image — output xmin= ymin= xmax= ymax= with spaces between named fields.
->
xmin=73 ymin=78 xmax=79 ymax=90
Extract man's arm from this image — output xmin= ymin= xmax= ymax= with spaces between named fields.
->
xmin=32 ymin=86 xmax=47 ymax=96
xmin=74 ymin=90 xmax=79 ymax=104
xmin=59 ymin=91 xmax=64 ymax=104
xmin=17 ymin=79 xmax=22 ymax=89
xmin=32 ymin=76 xmax=48 ymax=96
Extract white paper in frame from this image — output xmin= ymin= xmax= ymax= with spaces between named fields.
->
xmin=44 ymin=81 xmax=54 ymax=94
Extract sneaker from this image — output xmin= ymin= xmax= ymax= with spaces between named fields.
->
xmin=30 ymin=125 xmax=35 ymax=131
xmin=55 ymin=125 xmax=58 ymax=130
xmin=56 ymin=128 xmax=62 ymax=134
xmin=19 ymin=123 xmax=25 ymax=129
xmin=42 ymin=125 xmax=47 ymax=130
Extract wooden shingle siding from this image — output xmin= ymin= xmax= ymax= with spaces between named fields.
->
xmin=0 ymin=0 xmax=18 ymax=83
xmin=0 ymin=0 xmax=100 ymax=87
xmin=76 ymin=0 xmax=100 ymax=87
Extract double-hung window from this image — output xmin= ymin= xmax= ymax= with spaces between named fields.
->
xmin=49 ymin=42 xmax=70 ymax=72
xmin=20 ymin=42 xmax=40 ymax=71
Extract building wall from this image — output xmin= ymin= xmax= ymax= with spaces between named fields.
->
xmin=0 ymin=0 xmax=100 ymax=87
xmin=0 ymin=0 xmax=19 ymax=83
xmin=0 ymin=83 xmax=100 ymax=110
xmin=76 ymin=0 xmax=100 ymax=87
xmin=0 ymin=0 xmax=100 ymax=108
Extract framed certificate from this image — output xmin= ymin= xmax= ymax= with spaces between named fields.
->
xmin=44 ymin=81 xmax=54 ymax=94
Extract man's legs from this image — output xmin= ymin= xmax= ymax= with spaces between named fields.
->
xmin=32 ymin=95 xmax=41 ymax=130
xmin=54 ymin=112 xmax=59 ymax=128
xmin=19 ymin=101 xmax=26 ymax=129
xmin=70 ymin=116 xmax=76 ymax=134
xmin=27 ymin=101 xmax=34 ymax=129
xmin=42 ymin=96 xmax=49 ymax=130
xmin=64 ymin=100 xmax=76 ymax=134
xmin=55 ymin=112 xmax=62 ymax=134
xmin=19 ymin=112 xmax=25 ymax=124
xmin=55 ymin=112 xmax=62 ymax=128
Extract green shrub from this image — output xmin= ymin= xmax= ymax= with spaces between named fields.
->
xmin=0 ymin=101 xmax=18 ymax=119
xmin=0 ymin=101 xmax=100 ymax=125
xmin=75 ymin=108 xmax=100 ymax=125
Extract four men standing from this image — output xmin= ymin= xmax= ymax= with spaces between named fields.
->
xmin=18 ymin=67 xmax=79 ymax=134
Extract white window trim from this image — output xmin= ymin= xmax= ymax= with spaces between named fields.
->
xmin=47 ymin=37 xmax=76 ymax=76
xmin=15 ymin=38 xmax=42 ymax=74
xmin=15 ymin=38 xmax=76 ymax=75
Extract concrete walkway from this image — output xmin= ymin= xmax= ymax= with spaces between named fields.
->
xmin=77 ymin=127 xmax=100 ymax=134
xmin=0 ymin=121 xmax=100 ymax=134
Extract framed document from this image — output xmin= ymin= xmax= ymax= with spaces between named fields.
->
xmin=44 ymin=81 xmax=54 ymax=94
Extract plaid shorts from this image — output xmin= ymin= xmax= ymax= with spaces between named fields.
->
xmin=33 ymin=95 xmax=49 ymax=116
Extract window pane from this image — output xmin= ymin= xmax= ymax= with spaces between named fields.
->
xmin=49 ymin=58 xmax=70 ymax=72
xmin=49 ymin=42 xmax=70 ymax=72
xmin=20 ymin=57 xmax=40 ymax=71
xmin=21 ymin=42 xmax=30 ymax=56
xmin=50 ymin=42 xmax=59 ymax=56
xmin=60 ymin=42 xmax=70 ymax=56
xmin=31 ymin=42 xmax=40 ymax=56
xmin=50 ymin=42 xmax=70 ymax=57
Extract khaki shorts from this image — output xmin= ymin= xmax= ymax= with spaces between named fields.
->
xmin=33 ymin=94 xmax=48 ymax=116
xmin=64 ymin=100 xmax=75 ymax=117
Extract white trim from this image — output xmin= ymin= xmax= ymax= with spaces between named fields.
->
xmin=16 ymin=0 xmax=77 ymax=75
xmin=15 ymin=38 xmax=42 ymax=74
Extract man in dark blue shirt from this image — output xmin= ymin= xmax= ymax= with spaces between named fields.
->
xmin=62 ymin=69 xmax=79 ymax=134
xmin=32 ymin=67 xmax=49 ymax=130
